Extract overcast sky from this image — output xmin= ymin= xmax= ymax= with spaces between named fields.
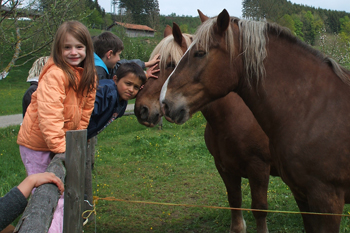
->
xmin=98 ymin=0 xmax=349 ymax=18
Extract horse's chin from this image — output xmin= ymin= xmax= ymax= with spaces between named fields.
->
xmin=138 ymin=119 xmax=161 ymax=128
xmin=164 ymin=114 xmax=189 ymax=125
xmin=163 ymin=115 xmax=175 ymax=124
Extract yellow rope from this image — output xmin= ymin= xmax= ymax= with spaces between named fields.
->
xmin=90 ymin=196 xmax=350 ymax=217
xmin=82 ymin=200 xmax=97 ymax=226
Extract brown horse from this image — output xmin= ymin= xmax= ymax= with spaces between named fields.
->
xmin=135 ymin=22 xmax=277 ymax=233
xmin=160 ymin=9 xmax=350 ymax=233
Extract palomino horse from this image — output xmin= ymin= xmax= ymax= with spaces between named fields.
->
xmin=135 ymin=22 xmax=277 ymax=233
xmin=160 ymin=9 xmax=350 ymax=233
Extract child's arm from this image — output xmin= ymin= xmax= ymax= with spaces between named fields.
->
xmin=0 ymin=187 xmax=27 ymax=230
xmin=36 ymin=70 xmax=67 ymax=154
xmin=116 ymin=54 xmax=160 ymax=70
xmin=78 ymin=77 xmax=97 ymax=130
xmin=117 ymin=59 xmax=145 ymax=69
xmin=0 ymin=172 xmax=64 ymax=231
xmin=18 ymin=172 xmax=64 ymax=198
xmin=144 ymin=54 xmax=160 ymax=68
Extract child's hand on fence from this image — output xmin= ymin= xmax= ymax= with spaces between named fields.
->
xmin=18 ymin=172 xmax=65 ymax=198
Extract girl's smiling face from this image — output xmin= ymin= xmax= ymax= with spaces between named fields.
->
xmin=62 ymin=33 xmax=86 ymax=67
xmin=114 ymin=73 xmax=142 ymax=101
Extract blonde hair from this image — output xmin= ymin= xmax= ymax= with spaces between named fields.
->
xmin=27 ymin=56 xmax=50 ymax=82
xmin=150 ymin=33 xmax=192 ymax=70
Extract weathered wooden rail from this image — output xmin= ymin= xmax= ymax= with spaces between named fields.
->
xmin=12 ymin=110 xmax=161 ymax=232
xmin=14 ymin=130 xmax=90 ymax=233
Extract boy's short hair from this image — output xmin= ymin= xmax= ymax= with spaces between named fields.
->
xmin=116 ymin=63 xmax=147 ymax=85
xmin=93 ymin=32 xmax=124 ymax=58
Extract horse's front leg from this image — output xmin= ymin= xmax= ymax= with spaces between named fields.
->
xmin=247 ymin=164 xmax=270 ymax=233
xmin=293 ymin=184 xmax=344 ymax=233
xmin=216 ymin=164 xmax=246 ymax=233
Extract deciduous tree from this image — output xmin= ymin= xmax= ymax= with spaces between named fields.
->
xmin=0 ymin=0 xmax=89 ymax=80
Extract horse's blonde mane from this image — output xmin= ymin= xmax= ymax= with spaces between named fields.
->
xmin=193 ymin=16 xmax=350 ymax=87
xmin=193 ymin=17 xmax=268 ymax=88
xmin=150 ymin=33 xmax=193 ymax=70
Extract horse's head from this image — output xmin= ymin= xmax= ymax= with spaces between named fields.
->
xmin=134 ymin=23 xmax=193 ymax=127
xmin=160 ymin=9 xmax=243 ymax=124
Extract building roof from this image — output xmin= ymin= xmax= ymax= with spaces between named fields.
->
xmin=114 ymin=22 xmax=156 ymax=32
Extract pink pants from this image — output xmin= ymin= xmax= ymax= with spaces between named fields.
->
xmin=20 ymin=145 xmax=63 ymax=233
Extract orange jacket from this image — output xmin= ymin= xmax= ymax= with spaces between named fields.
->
xmin=17 ymin=58 xmax=96 ymax=154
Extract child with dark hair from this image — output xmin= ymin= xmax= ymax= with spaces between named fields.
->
xmin=92 ymin=31 xmax=159 ymax=80
xmin=87 ymin=62 xmax=146 ymax=139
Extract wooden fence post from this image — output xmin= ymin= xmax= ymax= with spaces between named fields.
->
xmin=14 ymin=155 xmax=66 ymax=233
xmin=63 ymin=130 xmax=87 ymax=233
xmin=84 ymin=136 xmax=95 ymax=223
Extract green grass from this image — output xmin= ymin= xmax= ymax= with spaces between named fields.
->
xmin=0 ymin=125 xmax=26 ymax=196
xmin=0 ymin=62 xmax=33 ymax=116
xmin=1 ymin=113 xmax=350 ymax=232
xmin=1 ymin=35 xmax=350 ymax=232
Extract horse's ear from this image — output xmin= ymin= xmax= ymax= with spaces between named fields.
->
xmin=173 ymin=22 xmax=186 ymax=48
xmin=164 ymin=25 xmax=172 ymax=38
xmin=216 ymin=9 xmax=230 ymax=35
xmin=198 ymin=9 xmax=209 ymax=22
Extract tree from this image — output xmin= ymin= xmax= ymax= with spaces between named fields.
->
xmin=145 ymin=0 xmax=159 ymax=29
xmin=0 ymin=0 xmax=89 ymax=80
xmin=242 ymin=0 xmax=287 ymax=21
xmin=318 ymin=27 xmax=350 ymax=66
xmin=119 ymin=0 xmax=159 ymax=27
xmin=277 ymin=14 xmax=295 ymax=33
xmin=292 ymin=14 xmax=304 ymax=40
xmin=339 ymin=16 xmax=350 ymax=43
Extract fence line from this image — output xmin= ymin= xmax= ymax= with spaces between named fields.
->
xmin=14 ymin=130 xmax=89 ymax=233
xmin=14 ymin=154 xmax=66 ymax=233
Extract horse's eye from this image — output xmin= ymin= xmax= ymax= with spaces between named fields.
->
xmin=194 ymin=50 xmax=206 ymax=57
xmin=166 ymin=62 xmax=176 ymax=68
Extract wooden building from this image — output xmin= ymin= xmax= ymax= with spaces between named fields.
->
xmin=110 ymin=22 xmax=156 ymax=37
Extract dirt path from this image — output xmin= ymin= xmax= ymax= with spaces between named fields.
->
xmin=0 ymin=104 xmax=135 ymax=128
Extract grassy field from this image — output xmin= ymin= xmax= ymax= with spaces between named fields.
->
xmin=1 ymin=113 xmax=350 ymax=232
xmin=0 ymin=62 xmax=33 ymax=116
xmin=1 ymin=34 xmax=350 ymax=232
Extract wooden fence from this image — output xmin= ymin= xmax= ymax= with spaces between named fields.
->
xmin=14 ymin=130 xmax=91 ymax=233
xmin=13 ymin=109 xmax=161 ymax=232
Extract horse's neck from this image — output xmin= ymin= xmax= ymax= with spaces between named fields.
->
xmin=238 ymin=37 xmax=350 ymax=138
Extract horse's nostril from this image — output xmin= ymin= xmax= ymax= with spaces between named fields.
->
xmin=140 ymin=106 xmax=149 ymax=120
xmin=161 ymin=101 xmax=169 ymax=116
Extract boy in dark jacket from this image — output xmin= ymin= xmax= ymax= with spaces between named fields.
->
xmin=87 ymin=63 xmax=147 ymax=139
xmin=92 ymin=31 xmax=159 ymax=80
